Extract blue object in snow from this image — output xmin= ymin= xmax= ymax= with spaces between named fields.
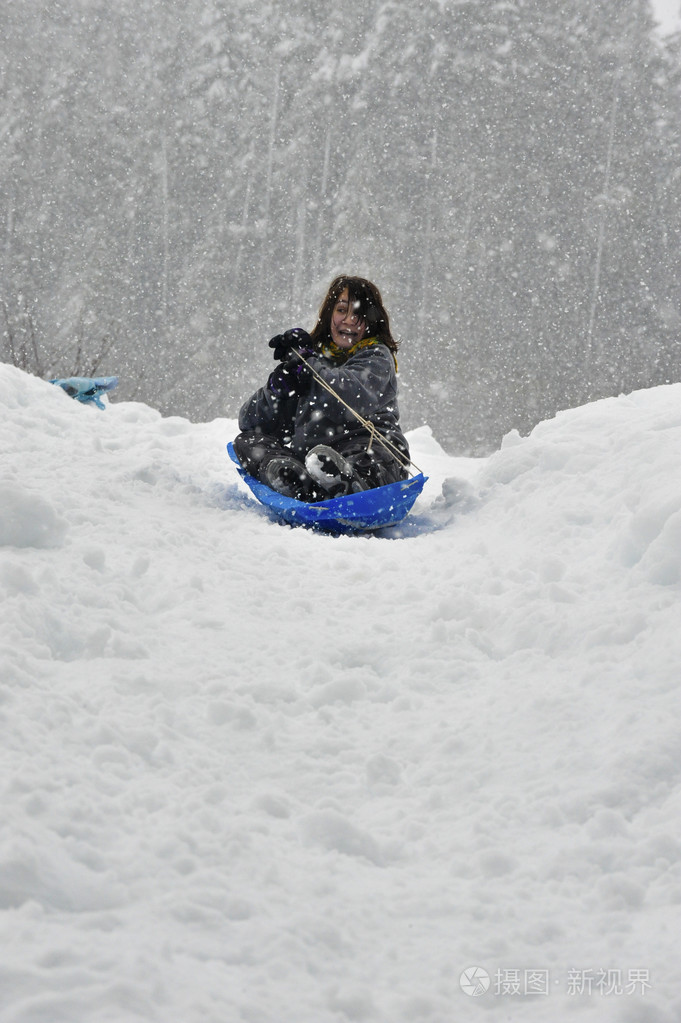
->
xmin=228 ymin=442 xmax=427 ymax=533
xmin=50 ymin=376 xmax=119 ymax=409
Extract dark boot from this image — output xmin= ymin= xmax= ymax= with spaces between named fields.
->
xmin=304 ymin=445 xmax=368 ymax=497
xmin=264 ymin=456 xmax=322 ymax=502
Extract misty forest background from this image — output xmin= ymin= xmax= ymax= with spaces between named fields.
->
xmin=2 ymin=0 xmax=680 ymax=452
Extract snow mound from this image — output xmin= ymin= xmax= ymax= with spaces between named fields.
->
xmin=0 ymin=482 xmax=68 ymax=549
xmin=1 ymin=364 xmax=680 ymax=1023
xmin=481 ymin=387 xmax=681 ymax=586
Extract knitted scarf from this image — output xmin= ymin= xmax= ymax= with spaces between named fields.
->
xmin=320 ymin=335 xmax=398 ymax=371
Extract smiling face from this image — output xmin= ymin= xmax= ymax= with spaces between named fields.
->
xmin=330 ymin=288 xmax=367 ymax=349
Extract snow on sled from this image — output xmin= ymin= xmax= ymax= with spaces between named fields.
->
xmin=227 ymin=442 xmax=427 ymax=533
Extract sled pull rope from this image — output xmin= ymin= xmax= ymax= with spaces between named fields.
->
xmin=293 ymin=349 xmax=424 ymax=476
xmin=366 ymin=420 xmax=376 ymax=455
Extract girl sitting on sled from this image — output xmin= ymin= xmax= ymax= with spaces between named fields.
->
xmin=233 ymin=275 xmax=410 ymax=502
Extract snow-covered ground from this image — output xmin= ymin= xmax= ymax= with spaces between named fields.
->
xmin=1 ymin=362 xmax=680 ymax=1023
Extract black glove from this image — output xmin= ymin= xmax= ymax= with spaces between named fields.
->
xmin=268 ymin=327 xmax=314 ymax=362
xmin=267 ymin=359 xmax=311 ymax=399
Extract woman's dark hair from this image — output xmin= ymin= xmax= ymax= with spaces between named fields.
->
xmin=310 ymin=275 xmax=398 ymax=353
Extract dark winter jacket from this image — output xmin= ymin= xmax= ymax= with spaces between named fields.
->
xmin=238 ymin=342 xmax=409 ymax=467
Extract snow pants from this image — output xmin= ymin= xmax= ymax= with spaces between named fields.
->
xmin=232 ymin=430 xmax=408 ymax=493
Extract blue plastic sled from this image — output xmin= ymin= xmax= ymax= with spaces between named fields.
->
xmin=50 ymin=376 xmax=119 ymax=409
xmin=228 ymin=442 xmax=427 ymax=533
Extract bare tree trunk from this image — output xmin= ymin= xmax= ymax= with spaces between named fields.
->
xmin=419 ymin=129 xmax=438 ymax=325
xmin=256 ymin=66 xmax=281 ymax=308
xmin=160 ymin=131 xmax=170 ymax=324
xmin=586 ymin=91 xmax=618 ymax=360
xmin=311 ymin=126 xmax=332 ymax=281
xmin=291 ymin=166 xmax=308 ymax=307
xmin=457 ymin=170 xmax=476 ymax=275
xmin=234 ymin=145 xmax=255 ymax=282
xmin=4 ymin=195 xmax=13 ymax=291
